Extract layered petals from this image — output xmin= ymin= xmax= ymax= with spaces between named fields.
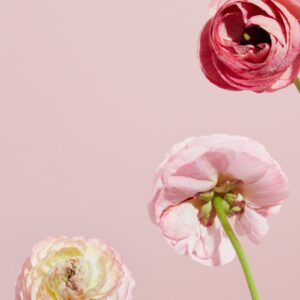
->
xmin=200 ymin=0 xmax=300 ymax=92
xmin=149 ymin=135 xmax=289 ymax=266
xmin=15 ymin=237 xmax=135 ymax=300
xmin=161 ymin=200 xmax=236 ymax=266
xmin=276 ymin=0 xmax=300 ymax=22
xmin=235 ymin=206 xmax=269 ymax=243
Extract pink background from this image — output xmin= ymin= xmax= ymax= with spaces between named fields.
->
xmin=0 ymin=0 xmax=299 ymax=299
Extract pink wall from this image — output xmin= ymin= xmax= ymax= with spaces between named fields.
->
xmin=0 ymin=0 xmax=299 ymax=299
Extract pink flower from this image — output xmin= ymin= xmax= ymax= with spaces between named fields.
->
xmin=149 ymin=135 xmax=289 ymax=266
xmin=199 ymin=0 xmax=300 ymax=92
xmin=15 ymin=237 xmax=135 ymax=300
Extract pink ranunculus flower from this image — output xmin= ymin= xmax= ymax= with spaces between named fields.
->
xmin=149 ymin=135 xmax=289 ymax=266
xmin=15 ymin=237 xmax=135 ymax=300
xmin=199 ymin=0 xmax=300 ymax=92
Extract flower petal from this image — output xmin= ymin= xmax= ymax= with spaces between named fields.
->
xmin=161 ymin=201 xmax=235 ymax=266
xmin=199 ymin=20 xmax=238 ymax=90
xmin=276 ymin=0 xmax=300 ymax=21
xmin=163 ymin=175 xmax=216 ymax=201
xmin=225 ymin=151 xmax=269 ymax=183
xmin=242 ymin=162 xmax=289 ymax=207
xmin=268 ymin=54 xmax=300 ymax=91
xmin=189 ymin=220 xmax=236 ymax=266
xmin=236 ymin=207 xmax=269 ymax=243
xmin=160 ymin=201 xmax=200 ymax=241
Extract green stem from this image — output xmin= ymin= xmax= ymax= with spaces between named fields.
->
xmin=294 ymin=77 xmax=300 ymax=93
xmin=213 ymin=196 xmax=260 ymax=300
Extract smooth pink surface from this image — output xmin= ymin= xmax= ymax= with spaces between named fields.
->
xmin=0 ymin=0 xmax=299 ymax=299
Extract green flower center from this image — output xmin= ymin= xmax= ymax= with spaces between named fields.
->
xmin=194 ymin=180 xmax=245 ymax=227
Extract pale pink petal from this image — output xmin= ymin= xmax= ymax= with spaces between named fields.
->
xmin=149 ymin=188 xmax=178 ymax=224
xmin=210 ymin=135 xmax=273 ymax=163
xmin=108 ymin=265 xmax=135 ymax=300
xmin=189 ymin=220 xmax=236 ymax=266
xmin=206 ymin=137 xmax=272 ymax=183
xmin=236 ymin=207 xmax=269 ymax=244
xmin=161 ymin=202 xmax=235 ymax=266
xmin=255 ymin=204 xmax=282 ymax=217
xmin=160 ymin=201 xmax=199 ymax=241
xmin=225 ymin=151 xmax=269 ymax=183
xmin=166 ymin=150 xmax=233 ymax=187
xmin=15 ymin=258 xmax=31 ymax=300
xmin=148 ymin=186 xmax=163 ymax=223
xmin=155 ymin=137 xmax=195 ymax=182
xmin=156 ymin=135 xmax=239 ymax=178
xmin=151 ymin=144 xmax=235 ymax=222
xmin=234 ymin=216 xmax=247 ymax=236
xmin=163 ymin=175 xmax=216 ymax=201
xmin=242 ymin=162 xmax=289 ymax=207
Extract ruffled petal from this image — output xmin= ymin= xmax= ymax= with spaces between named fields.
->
xmin=242 ymin=162 xmax=289 ymax=207
xmin=224 ymin=151 xmax=269 ymax=183
xmin=189 ymin=220 xmax=236 ymax=266
xmin=268 ymin=54 xmax=300 ymax=91
xmin=199 ymin=20 xmax=238 ymax=90
xmin=160 ymin=201 xmax=200 ymax=241
xmin=161 ymin=201 xmax=236 ymax=266
xmin=276 ymin=0 xmax=300 ymax=22
xmin=163 ymin=175 xmax=216 ymax=201
xmin=236 ymin=207 xmax=269 ymax=243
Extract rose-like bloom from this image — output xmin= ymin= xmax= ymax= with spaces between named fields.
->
xmin=148 ymin=135 xmax=289 ymax=266
xmin=15 ymin=237 xmax=135 ymax=300
xmin=199 ymin=0 xmax=300 ymax=92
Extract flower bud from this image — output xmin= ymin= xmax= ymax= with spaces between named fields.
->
xmin=201 ymin=201 xmax=212 ymax=217
xmin=213 ymin=180 xmax=241 ymax=194
xmin=231 ymin=206 xmax=242 ymax=213
xmin=224 ymin=193 xmax=237 ymax=204
xmin=198 ymin=191 xmax=215 ymax=202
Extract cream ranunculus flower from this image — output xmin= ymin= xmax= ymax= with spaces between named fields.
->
xmin=15 ymin=237 xmax=135 ymax=300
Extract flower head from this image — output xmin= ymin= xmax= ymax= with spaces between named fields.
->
xmin=149 ymin=135 xmax=289 ymax=266
xmin=15 ymin=237 xmax=135 ymax=300
xmin=199 ymin=0 xmax=300 ymax=92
